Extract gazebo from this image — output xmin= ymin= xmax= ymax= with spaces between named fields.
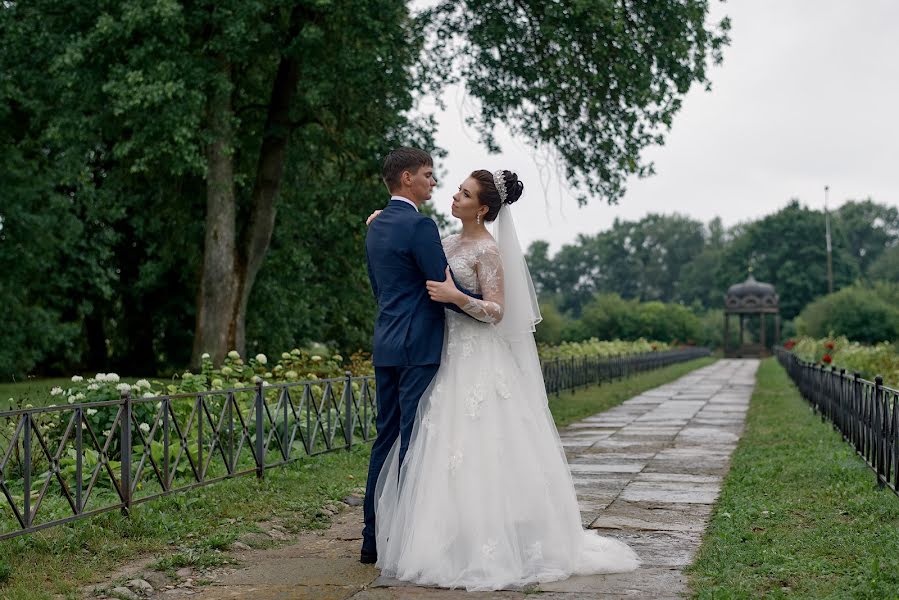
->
xmin=724 ymin=273 xmax=780 ymax=358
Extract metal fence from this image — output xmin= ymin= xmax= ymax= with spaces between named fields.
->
xmin=542 ymin=347 xmax=712 ymax=396
xmin=775 ymin=347 xmax=899 ymax=496
xmin=0 ymin=375 xmax=376 ymax=541
xmin=0 ymin=347 xmax=710 ymax=540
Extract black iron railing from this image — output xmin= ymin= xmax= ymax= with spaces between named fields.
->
xmin=775 ymin=347 xmax=899 ymax=496
xmin=0 ymin=347 xmax=711 ymax=540
xmin=542 ymin=347 xmax=712 ymax=396
xmin=0 ymin=375 xmax=376 ymax=541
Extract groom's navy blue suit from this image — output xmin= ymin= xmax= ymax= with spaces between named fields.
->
xmin=361 ymin=198 xmax=479 ymax=556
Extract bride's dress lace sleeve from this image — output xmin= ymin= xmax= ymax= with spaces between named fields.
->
xmin=461 ymin=243 xmax=504 ymax=323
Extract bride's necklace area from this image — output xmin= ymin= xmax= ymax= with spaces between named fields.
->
xmin=457 ymin=224 xmax=492 ymax=243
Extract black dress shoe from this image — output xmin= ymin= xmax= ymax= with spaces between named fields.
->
xmin=360 ymin=550 xmax=378 ymax=564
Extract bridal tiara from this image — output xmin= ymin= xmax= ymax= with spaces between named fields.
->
xmin=493 ymin=170 xmax=508 ymax=203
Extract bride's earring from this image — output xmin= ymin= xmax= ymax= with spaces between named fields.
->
xmin=476 ymin=213 xmax=481 ymax=225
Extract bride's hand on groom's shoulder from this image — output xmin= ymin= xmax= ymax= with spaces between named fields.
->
xmin=365 ymin=210 xmax=383 ymax=226
xmin=426 ymin=267 xmax=464 ymax=306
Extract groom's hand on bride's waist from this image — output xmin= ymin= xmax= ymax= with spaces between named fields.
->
xmin=426 ymin=266 xmax=466 ymax=306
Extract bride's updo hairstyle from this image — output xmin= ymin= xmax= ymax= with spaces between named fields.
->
xmin=470 ymin=169 xmax=524 ymax=222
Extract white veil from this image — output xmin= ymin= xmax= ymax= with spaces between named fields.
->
xmin=489 ymin=203 xmax=545 ymax=389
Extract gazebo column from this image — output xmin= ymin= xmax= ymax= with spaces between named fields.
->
xmin=760 ymin=312 xmax=766 ymax=354
xmin=723 ymin=313 xmax=729 ymax=356
xmin=739 ymin=315 xmax=744 ymax=348
xmin=775 ymin=314 xmax=781 ymax=343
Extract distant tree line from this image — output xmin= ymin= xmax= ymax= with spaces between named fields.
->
xmin=529 ymin=199 xmax=899 ymax=347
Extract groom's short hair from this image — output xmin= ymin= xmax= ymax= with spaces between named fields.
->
xmin=382 ymin=147 xmax=433 ymax=193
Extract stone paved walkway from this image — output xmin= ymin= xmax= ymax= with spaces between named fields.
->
xmin=189 ymin=359 xmax=758 ymax=600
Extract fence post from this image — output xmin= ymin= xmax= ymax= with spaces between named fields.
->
xmin=255 ymin=380 xmax=265 ymax=480
xmin=196 ymin=394 xmax=203 ymax=482
xmin=75 ymin=406 xmax=83 ymax=513
xmin=344 ymin=371 xmax=354 ymax=450
xmin=23 ymin=413 xmax=31 ymax=528
xmin=852 ymin=372 xmax=861 ymax=454
xmin=875 ymin=376 xmax=885 ymax=489
xmin=837 ymin=369 xmax=846 ymax=434
xmin=120 ymin=390 xmax=132 ymax=516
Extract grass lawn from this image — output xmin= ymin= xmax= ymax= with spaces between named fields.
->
xmin=688 ymin=358 xmax=899 ymax=598
xmin=0 ymin=446 xmax=371 ymax=599
xmin=548 ymin=356 xmax=717 ymax=428
xmin=0 ymin=356 xmax=715 ymax=599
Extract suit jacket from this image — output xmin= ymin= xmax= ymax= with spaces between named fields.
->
xmin=365 ymin=199 xmax=478 ymax=367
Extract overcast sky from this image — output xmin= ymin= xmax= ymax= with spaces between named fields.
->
xmin=421 ymin=0 xmax=899 ymax=252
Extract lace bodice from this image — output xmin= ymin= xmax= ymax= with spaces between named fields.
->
xmin=443 ymin=234 xmax=504 ymax=323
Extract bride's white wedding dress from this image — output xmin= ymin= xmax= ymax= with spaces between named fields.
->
xmin=374 ymin=223 xmax=639 ymax=591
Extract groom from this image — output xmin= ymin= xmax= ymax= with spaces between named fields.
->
xmin=361 ymin=147 xmax=480 ymax=564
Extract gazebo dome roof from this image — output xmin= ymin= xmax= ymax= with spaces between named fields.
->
xmin=725 ymin=274 xmax=779 ymax=312
xmin=727 ymin=274 xmax=776 ymax=298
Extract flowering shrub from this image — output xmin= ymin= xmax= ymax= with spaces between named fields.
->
xmin=1 ymin=349 xmax=375 ymax=484
xmin=537 ymin=338 xmax=671 ymax=361
xmin=788 ymin=336 xmax=899 ymax=387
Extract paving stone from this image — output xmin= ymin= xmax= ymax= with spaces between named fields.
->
xmin=569 ymin=463 xmax=645 ymax=474
xmin=353 ymin=587 xmax=525 ymax=599
xmin=618 ymin=486 xmax=719 ymax=504
xmin=634 ymin=472 xmax=721 ymax=484
xmin=535 ymin=567 xmax=687 ymax=596
xmin=589 ymin=501 xmax=713 ymax=533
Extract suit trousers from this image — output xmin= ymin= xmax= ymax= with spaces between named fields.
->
xmin=362 ymin=363 xmax=440 ymax=554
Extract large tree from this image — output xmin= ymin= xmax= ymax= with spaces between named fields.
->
xmin=529 ymin=214 xmax=707 ymax=314
xmin=833 ymin=199 xmax=899 ymax=277
xmin=1 ymin=0 xmax=428 ymax=371
xmin=431 ymin=0 xmax=730 ymax=204
xmin=717 ymin=200 xmax=859 ymax=320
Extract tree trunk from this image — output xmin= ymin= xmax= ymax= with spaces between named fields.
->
xmin=232 ymin=54 xmax=302 ymax=354
xmin=84 ymin=312 xmax=108 ymax=372
xmin=191 ymin=46 xmax=302 ymax=367
xmin=192 ymin=60 xmax=241 ymax=367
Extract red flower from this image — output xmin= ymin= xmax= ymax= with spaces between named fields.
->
xmin=784 ymin=340 xmax=796 ymax=350
xmin=824 ymin=341 xmax=835 ymax=350
xmin=822 ymin=353 xmax=833 ymax=364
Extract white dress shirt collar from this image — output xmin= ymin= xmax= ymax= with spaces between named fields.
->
xmin=390 ymin=195 xmax=419 ymax=212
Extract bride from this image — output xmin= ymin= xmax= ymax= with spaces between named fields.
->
xmin=369 ymin=169 xmax=638 ymax=591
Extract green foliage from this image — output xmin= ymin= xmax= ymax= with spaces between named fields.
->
xmin=531 ymin=214 xmax=709 ymax=315
xmin=573 ymin=294 xmax=702 ymax=345
xmin=833 ymin=199 xmax=899 ymax=276
xmin=717 ymin=200 xmax=860 ymax=320
xmin=0 ymin=0 xmax=428 ymax=378
xmin=534 ymin=302 xmax=565 ymax=346
xmin=2 ymin=0 xmax=729 ymax=380
xmin=789 ymin=336 xmax=899 ymax=386
xmin=869 ymin=244 xmax=899 ymax=284
xmin=689 ymin=359 xmax=899 ymax=598
xmin=432 ymin=1 xmax=730 ymax=203
xmin=539 ymin=338 xmax=670 ymax=361
xmin=795 ymin=284 xmax=899 ymax=344
xmin=695 ymin=308 xmax=738 ymax=349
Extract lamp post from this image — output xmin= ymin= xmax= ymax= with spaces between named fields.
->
xmin=825 ymin=185 xmax=833 ymax=294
